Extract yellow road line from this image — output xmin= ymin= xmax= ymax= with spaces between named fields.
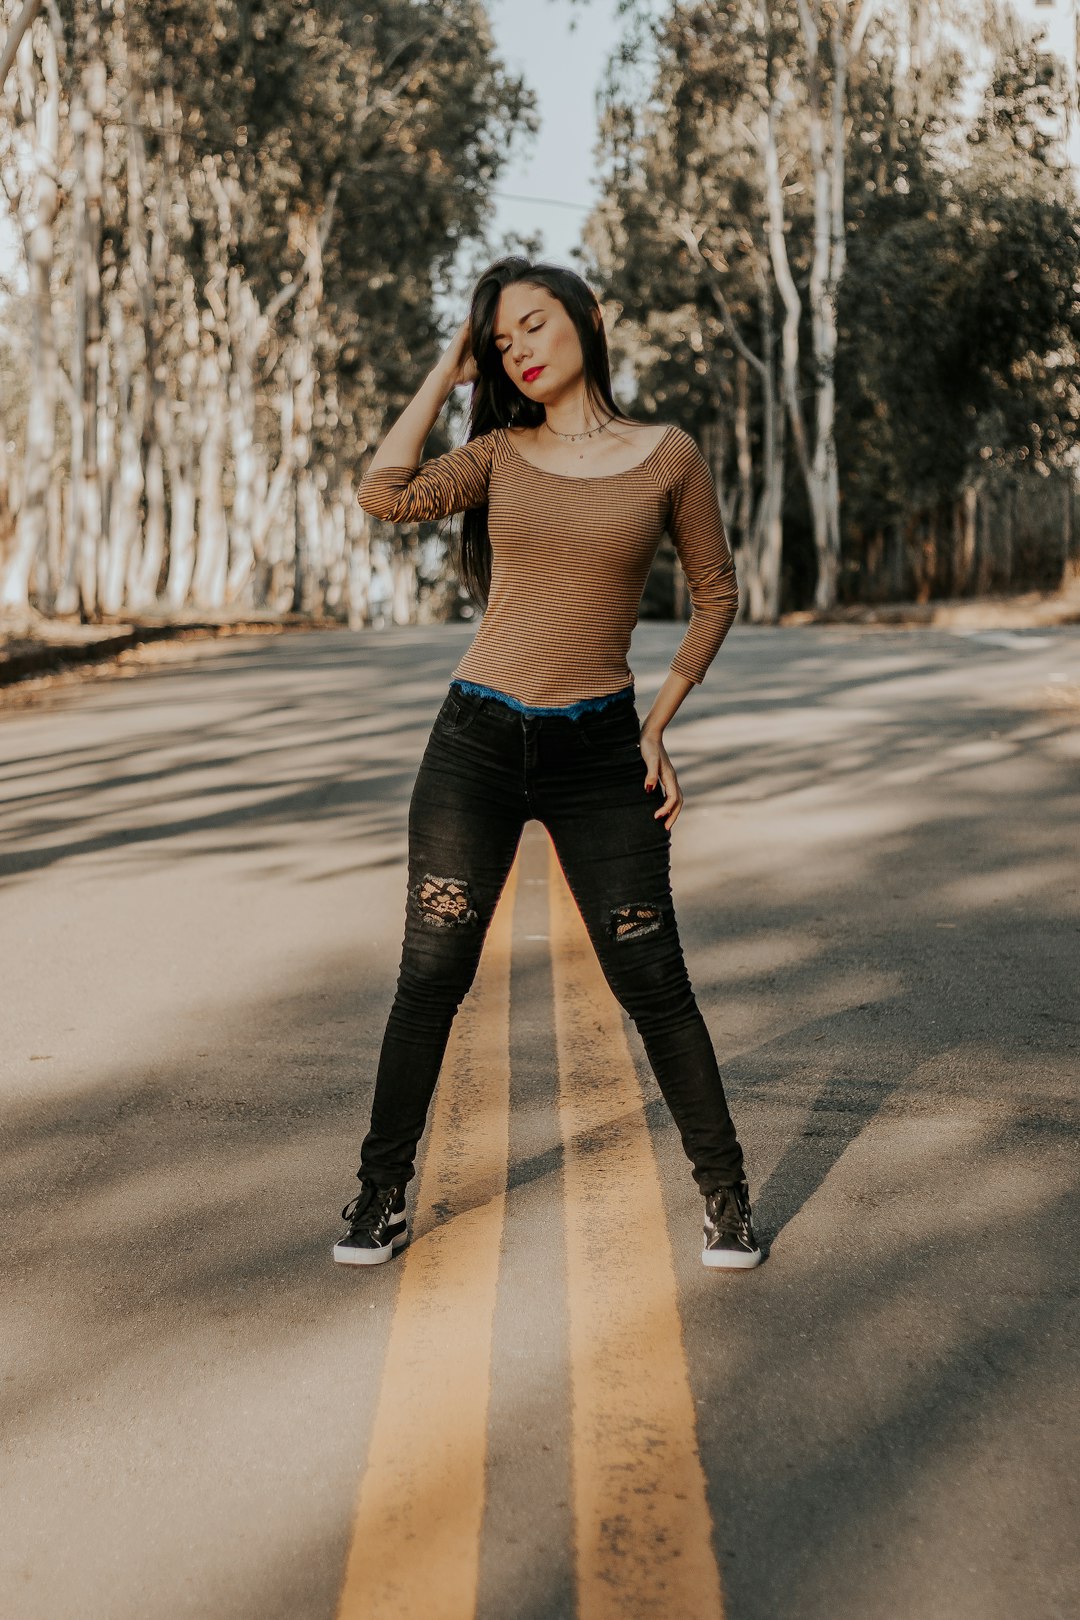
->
xmin=335 ymin=858 xmax=519 ymax=1620
xmin=548 ymin=840 xmax=726 ymax=1619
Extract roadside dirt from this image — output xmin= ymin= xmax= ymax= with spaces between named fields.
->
xmin=0 ymin=616 xmax=333 ymax=708
xmin=779 ymin=583 xmax=1080 ymax=631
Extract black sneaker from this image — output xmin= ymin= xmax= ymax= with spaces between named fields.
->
xmin=702 ymin=1181 xmax=763 ymax=1269
xmin=332 ymin=1180 xmax=409 ymax=1266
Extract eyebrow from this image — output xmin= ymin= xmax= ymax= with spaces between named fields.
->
xmin=493 ymin=307 xmax=545 ymax=341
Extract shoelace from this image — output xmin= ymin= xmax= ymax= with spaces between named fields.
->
xmin=341 ymin=1182 xmax=395 ymax=1230
xmin=707 ymin=1185 xmax=752 ymax=1238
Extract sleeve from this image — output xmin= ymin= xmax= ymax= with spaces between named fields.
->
xmin=665 ymin=433 xmax=740 ymax=684
xmin=355 ymin=431 xmax=497 ymax=523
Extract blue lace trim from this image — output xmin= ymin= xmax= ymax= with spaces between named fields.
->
xmin=449 ymin=677 xmax=634 ymax=720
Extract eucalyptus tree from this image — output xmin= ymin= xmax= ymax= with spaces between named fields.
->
xmin=585 ymin=0 xmax=880 ymax=616
xmin=0 ymin=0 xmax=62 ymax=623
xmin=583 ymin=0 xmax=1078 ymax=613
xmin=837 ymin=17 xmax=1080 ymax=597
xmin=0 ymin=0 xmax=534 ymax=623
xmin=118 ymin=0 xmax=534 ymax=617
xmin=583 ymin=0 xmax=794 ymax=619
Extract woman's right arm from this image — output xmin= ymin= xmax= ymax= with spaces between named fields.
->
xmin=357 ymin=323 xmax=493 ymax=522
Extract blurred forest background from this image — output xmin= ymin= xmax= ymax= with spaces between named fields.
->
xmin=0 ymin=0 xmax=1078 ymax=634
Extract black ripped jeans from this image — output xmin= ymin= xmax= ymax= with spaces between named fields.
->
xmin=357 ymin=683 xmax=746 ymax=1194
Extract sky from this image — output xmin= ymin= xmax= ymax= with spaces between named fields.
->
xmin=480 ymin=0 xmax=625 ymax=268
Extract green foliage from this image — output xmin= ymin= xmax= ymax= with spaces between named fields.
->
xmin=583 ymin=0 xmax=787 ymax=431
xmin=113 ymin=0 xmax=535 ymax=449
xmin=584 ymin=0 xmax=1079 ymax=606
xmin=839 ymin=24 xmax=1080 ymax=542
xmin=1 ymin=0 xmax=537 ymax=618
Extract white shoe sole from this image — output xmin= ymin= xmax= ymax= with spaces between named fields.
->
xmin=702 ymin=1244 xmax=763 ymax=1269
xmin=332 ymin=1227 xmax=409 ymax=1266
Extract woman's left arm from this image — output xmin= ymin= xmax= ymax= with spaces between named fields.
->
xmin=640 ymin=670 xmax=696 ymax=830
xmin=638 ymin=434 xmax=740 ymax=830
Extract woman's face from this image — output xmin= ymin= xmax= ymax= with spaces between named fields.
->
xmin=492 ymin=284 xmax=585 ymax=404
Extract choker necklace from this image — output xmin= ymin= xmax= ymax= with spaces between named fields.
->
xmin=542 ymin=418 xmax=612 ymax=444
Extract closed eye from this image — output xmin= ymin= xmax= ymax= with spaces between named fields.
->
xmin=496 ymin=322 xmax=545 ymax=354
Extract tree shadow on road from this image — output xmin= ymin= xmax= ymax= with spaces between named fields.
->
xmin=2 ymin=622 xmax=1078 ymax=1620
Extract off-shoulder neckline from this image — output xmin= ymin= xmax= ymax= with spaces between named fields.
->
xmin=500 ymin=424 xmax=679 ymax=482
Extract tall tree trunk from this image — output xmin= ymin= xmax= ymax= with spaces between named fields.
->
xmin=975 ymin=492 xmax=990 ymax=594
xmin=102 ymin=294 xmax=145 ymax=615
xmin=163 ymin=271 xmax=201 ymax=609
xmin=0 ymin=0 xmax=45 ymax=88
xmin=1002 ymin=483 xmax=1014 ymax=587
xmin=748 ymin=323 xmax=785 ymax=623
xmin=734 ymin=354 xmax=753 ymax=558
xmin=668 ymin=220 xmax=786 ymax=622
xmin=66 ymin=50 xmax=87 ymax=615
xmin=391 ymin=536 xmax=416 ymax=625
xmin=190 ymin=357 xmax=229 ymax=609
xmin=347 ymin=497 xmax=373 ymax=629
xmin=325 ymin=484 xmax=348 ymax=615
xmin=289 ymin=214 xmax=326 ymax=614
xmin=0 ymin=437 xmax=15 ymax=569
xmin=742 ymin=249 xmax=785 ymax=622
xmin=1063 ymin=474 xmax=1076 ymax=586
xmin=225 ymin=271 xmax=258 ymax=605
xmin=760 ymin=89 xmax=819 ymax=611
xmin=1 ymin=14 xmax=60 ymax=620
xmin=763 ymin=0 xmax=862 ymax=612
xmin=67 ymin=1 xmax=105 ymax=618
xmin=793 ymin=0 xmax=849 ymax=611
xmin=957 ymin=484 xmax=977 ymax=593
xmin=165 ymin=439 xmax=197 ymax=609
xmin=126 ymin=83 xmax=170 ymax=610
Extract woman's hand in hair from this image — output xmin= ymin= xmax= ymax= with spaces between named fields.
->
xmin=434 ymin=319 xmax=480 ymax=390
xmin=639 ymin=731 xmax=684 ymax=830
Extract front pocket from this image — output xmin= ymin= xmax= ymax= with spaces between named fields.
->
xmin=578 ymin=704 xmax=640 ymax=750
xmin=434 ymin=691 xmax=484 ymax=738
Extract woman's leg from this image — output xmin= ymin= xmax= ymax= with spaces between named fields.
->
xmin=539 ymin=704 xmax=745 ymax=1193
xmin=356 ymin=693 xmax=527 ymax=1188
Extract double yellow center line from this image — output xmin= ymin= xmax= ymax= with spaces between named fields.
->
xmin=336 ymin=837 xmax=724 ymax=1618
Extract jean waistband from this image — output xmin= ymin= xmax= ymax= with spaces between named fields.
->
xmin=449 ymin=678 xmax=635 ymax=722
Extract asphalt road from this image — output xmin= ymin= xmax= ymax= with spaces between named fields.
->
xmin=2 ymin=622 xmax=1078 ymax=1620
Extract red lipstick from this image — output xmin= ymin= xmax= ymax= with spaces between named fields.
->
xmin=522 ymin=366 xmax=544 ymax=383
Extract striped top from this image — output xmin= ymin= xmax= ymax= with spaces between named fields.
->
xmin=356 ymin=423 xmax=739 ymax=707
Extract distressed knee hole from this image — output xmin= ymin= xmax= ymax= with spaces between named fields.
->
xmin=413 ymin=873 xmax=478 ymax=929
xmin=609 ymin=901 xmax=664 ymax=943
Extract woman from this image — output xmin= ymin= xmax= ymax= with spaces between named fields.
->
xmin=334 ymin=256 xmax=762 ymax=1271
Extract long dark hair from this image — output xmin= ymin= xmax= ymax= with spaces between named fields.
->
xmin=452 ymin=256 xmax=634 ymax=609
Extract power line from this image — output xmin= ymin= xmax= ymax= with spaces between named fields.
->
xmin=492 ymin=188 xmax=594 ymax=212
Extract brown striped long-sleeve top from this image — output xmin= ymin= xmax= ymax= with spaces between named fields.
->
xmin=356 ymin=424 xmax=739 ymax=708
